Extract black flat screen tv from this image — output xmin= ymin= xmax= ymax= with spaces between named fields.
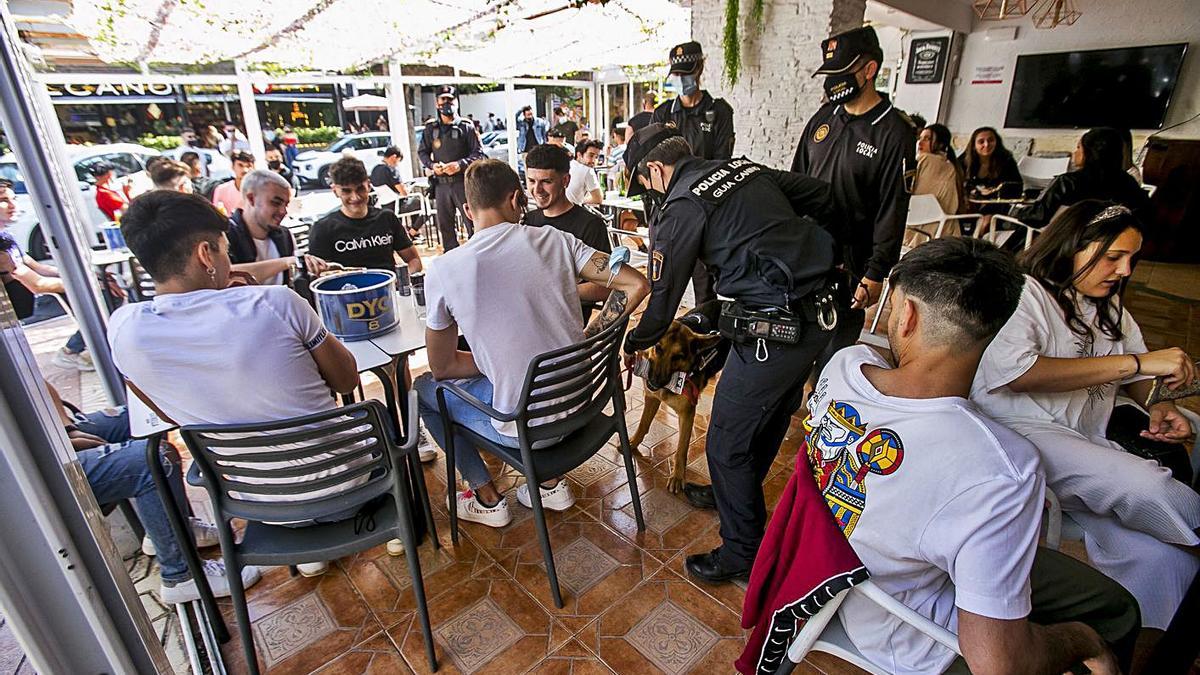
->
xmin=1005 ymin=43 xmax=1188 ymax=130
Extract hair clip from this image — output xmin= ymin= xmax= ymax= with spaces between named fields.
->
xmin=1090 ymin=204 xmax=1131 ymax=224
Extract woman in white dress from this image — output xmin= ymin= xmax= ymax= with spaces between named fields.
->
xmin=971 ymin=200 xmax=1199 ymax=632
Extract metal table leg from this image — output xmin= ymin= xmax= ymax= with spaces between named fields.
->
xmin=144 ymin=432 xmax=229 ymax=642
xmin=371 ymin=357 xmax=438 ymax=548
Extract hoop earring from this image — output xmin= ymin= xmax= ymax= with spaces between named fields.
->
xmin=206 ymin=267 xmax=217 ymax=286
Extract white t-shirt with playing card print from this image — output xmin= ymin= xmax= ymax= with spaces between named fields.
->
xmin=806 ymin=346 xmax=1044 ymax=675
xmin=971 ymin=275 xmax=1149 ymax=439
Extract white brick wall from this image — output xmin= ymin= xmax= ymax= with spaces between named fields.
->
xmin=690 ymin=0 xmax=866 ymax=168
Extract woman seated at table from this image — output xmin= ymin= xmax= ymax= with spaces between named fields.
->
xmin=108 ymin=190 xmax=402 ymax=578
xmin=961 ymin=127 xmax=1022 ymax=234
xmin=1013 ymin=127 xmax=1150 ymax=231
xmin=971 ymin=200 xmax=1199 ymax=634
xmin=908 ymin=124 xmax=965 ymax=242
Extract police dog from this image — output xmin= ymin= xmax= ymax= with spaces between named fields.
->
xmin=629 ymin=302 xmax=729 ymax=493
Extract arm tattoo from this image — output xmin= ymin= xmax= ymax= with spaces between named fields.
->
xmin=589 ymin=253 xmax=608 ymax=278
xmin=584 ymin=290 xmax=628 ymax=338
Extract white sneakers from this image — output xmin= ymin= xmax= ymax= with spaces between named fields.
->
xmin=52 ymin=348 xmax=94 ymax=371
xmin=142 ymin=517 xmax=221 ymax=557
xmin=160 ymin=559 xmax=262 ymax=605
xmin=296 ymin=561 xmax=329 ymax=577
xmin=452 ymin=490 xmax=513 ymax=528
xmin=386 ymin=539 xmax=407 ymax=556
xmin=516 ymin=480 xmax=576 ymax=512
xmin=417 ymin=427 xmax=437 ymax=463
xmin=451 ymin=480 xmax=576 ymax=530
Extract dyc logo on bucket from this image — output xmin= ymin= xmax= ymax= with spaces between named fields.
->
xmin=347 ymin=295 xmax=390 ymax=330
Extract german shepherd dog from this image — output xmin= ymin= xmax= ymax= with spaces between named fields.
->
xmin=629 ymin=302 xmax=730 ymax=493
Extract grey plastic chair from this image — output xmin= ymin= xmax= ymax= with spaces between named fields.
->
xmin=436 ymin=318 xmax=645 ymax=608
xmin=181 ymin=396 xmax=437 ymax=674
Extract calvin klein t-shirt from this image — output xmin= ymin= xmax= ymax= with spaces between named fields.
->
xmin=308 ymin=207 xmax=413 ymax=270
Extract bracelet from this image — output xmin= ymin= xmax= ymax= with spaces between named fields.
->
xmin=1131 ymin=353 xmax=1141 ymax=375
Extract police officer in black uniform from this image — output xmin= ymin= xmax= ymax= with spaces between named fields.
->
xmin=418 ymin=85 xmax=486 ymax=251
xmin=651 ymin=41 xmax=735 ymax=309
xmin=622 ymin=124 xmax=841 ymax=583
xmin=791 ymin=27 xmax=915 ymax=370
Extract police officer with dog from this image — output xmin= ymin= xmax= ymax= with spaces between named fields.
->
xmin=622 ymin=123 xmax=841 ymax=584
xmin=418 ymin=85 xmax=486 ymax=251
xmin=792 ymin=26 xmax=916 ymax=371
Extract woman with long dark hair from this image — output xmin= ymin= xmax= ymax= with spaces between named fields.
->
xmin=912 ymin=123 xmax=964 ymax=215
xmin=1014 ymin=128 xmax=1150 ymax=229
xmin=971 ymin=200 xmax=1199 ymax=632
xmin=962 ymin=126 xmax=1023 ymax=202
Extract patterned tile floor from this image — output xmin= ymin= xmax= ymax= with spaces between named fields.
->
xmin=12 ymin=254 xmax=1200 ymax=674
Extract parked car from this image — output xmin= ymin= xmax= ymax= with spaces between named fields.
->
xmin=481 ymin=131 xmax=510 ymax=161
xmin=0 ymin=143 xmax=160 ymax=260
xmin=294 ymin=132 xmax=394 ymax=187
xmin=162 ymin=146 xmax=234 ymax=181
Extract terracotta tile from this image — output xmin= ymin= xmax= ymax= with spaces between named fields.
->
xmin=308 ymin=628 xmax=415 ymax=675
xmin=218 ymin=566 xmax=385 ymax=675
xmin=592 ymin=465 xmax=720 ymax=563
xmin=511 ymin=518 xmax=663 ymax=633
xmin=661 ymin=526 xmax=746 ymax=616
xmin=388 ymin=576 xmax=564 ymax=675
xmin=341 ymin=520 xmax=496 ymax=628
xmin=578 ymin=567 xmax=746 ymax=675
xmin=528 ymin=638 xmax=615 ymax=675
xmin=449 ymin=484 xmax=592 ymax=575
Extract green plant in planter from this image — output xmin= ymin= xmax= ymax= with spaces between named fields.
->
xmin=723 ymin=0 xmax=766 ymax=85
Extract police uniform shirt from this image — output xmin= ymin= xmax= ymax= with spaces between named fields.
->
xmin=624 ymin=157 xmax=835 ymax=353
xmin=790 ymin=95 xmax=916 ymax=283
xmin=417 ymin=117 xmax=486 ymax=173
xmin=650 ymin=92 xmax=736 ymax=160
xmin=308 ymin=207 xmax=413 ymax=270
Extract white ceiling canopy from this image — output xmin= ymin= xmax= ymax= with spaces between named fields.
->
xmin=65 ymin=0 xmax=689 ymax=79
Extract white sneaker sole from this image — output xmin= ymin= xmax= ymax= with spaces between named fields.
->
xmin=516 ymin=484 xmax=575 ymax=512
xmin=450 ymin=495 xmax=512 ymax=528
xmin=386 ymin=539 xmax=406 ymax=556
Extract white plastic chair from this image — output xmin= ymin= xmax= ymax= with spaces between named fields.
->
xmin=606 ymin=227 xmax=649 ymax=270
xmin=905 ymin=194 xmax=980 ymax=244
xmin=979 ymin=214 xmax=1042 ymax=251
xmin=776 ymin=580 xmax=961 ymax=675
xmin=1017 ymin=155 xmax=1070 ymax=191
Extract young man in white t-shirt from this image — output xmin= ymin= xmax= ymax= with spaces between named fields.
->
xmin=805 ymin=238 xmax=1138 ymax=674
xmin=415 ymin=159 xmax=649 ymax=527
xmin=566 ymin=140 xmax=603 ymax=206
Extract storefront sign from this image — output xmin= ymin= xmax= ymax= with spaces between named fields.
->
xmin=905 ymin=37 xmax=950 ymax=85
xmin=46 ymin=82 xmax=177 ymax=97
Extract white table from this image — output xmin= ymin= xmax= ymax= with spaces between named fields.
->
xmin=90 ymin=248 xmax=133 ymax=268
xmin=601 ymin=195 xmax=643 ymax=212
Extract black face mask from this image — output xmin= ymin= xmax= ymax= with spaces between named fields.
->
xmin=823 ymin=70 xmax=863 ymax=104
xmin=439 ymin=103 xmax=455 ymax=118
xmin=267 ymin=160 xmax=282 ymax=170
xmin=642 ymin=188 xmax=666 ymax=223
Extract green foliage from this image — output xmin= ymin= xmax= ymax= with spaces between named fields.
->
xmin=723 ymin=0 xmax=741 ymax=85
xmin=136 ymin=134 xmax=181 ymax=150
xmin=294 ymin=126 xmax=342 ymax=144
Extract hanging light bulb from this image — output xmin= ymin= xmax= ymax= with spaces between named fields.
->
xmin=973 ymin=0 xmax=1042 ymax=21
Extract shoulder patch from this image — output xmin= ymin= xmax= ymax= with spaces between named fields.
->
xmin=688 ymin=158 xmax=765 ymax=204
xmin=813 ymin=123 xmax=831 ymax=143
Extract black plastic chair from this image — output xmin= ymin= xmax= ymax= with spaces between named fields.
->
xmin=181 ymin=396 xmax=437 ymax=674
xmin=437 ymin=318 xmax=645 ymax=608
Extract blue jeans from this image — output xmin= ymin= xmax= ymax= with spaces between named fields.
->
xmin=415 ymin=373 xmax=519 ymax=489
xmin=77 ymin=440 xmax=191 ymax=582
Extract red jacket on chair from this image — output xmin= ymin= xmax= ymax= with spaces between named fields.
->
xmin=737 ymin=448 xmax=868 ymax=675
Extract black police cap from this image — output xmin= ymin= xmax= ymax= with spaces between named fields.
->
xmin=623 ymin=123 xmax=683 ymax=198
xmin=668 ymin=41 xmax=704 ymax=75
xmin=813 ymin=26 xmax=882 ymax=77
xmin=436 ymin=85 xmax=456 ymax=98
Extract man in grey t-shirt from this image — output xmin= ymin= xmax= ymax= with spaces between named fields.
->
xmin=415 ymin=159 xmax=649 ymax=528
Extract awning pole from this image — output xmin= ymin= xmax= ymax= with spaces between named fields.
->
xmin=234 ymin=59 xmax=267 ymax=162
xmin=504 ymin=80 xmax=519 ymax=170
xmin=387 ymin=60 xmax=415 ymax=181
xmin=0 ymin=10 xmax=123 ymax=405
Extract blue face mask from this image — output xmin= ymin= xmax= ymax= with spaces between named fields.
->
xmin=669 ymin=74 xmax=700 ymax=96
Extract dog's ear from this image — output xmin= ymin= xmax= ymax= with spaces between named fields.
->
xmin=688 ymin=329 xmax=724 ymax=354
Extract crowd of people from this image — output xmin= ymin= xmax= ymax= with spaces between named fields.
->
xmin=7 ymin=19 xmax=1198 ymax=675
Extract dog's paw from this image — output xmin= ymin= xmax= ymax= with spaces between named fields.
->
xmin=667 ymin=475 xmax=684 ymax=494
xmin=629 ymin=440 xmax=645 ymax=455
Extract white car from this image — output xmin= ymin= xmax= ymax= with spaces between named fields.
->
xmin=294 ymin=132 xmax=394 ymax=187
xmin=481 ymin=131 xmax=510 ymax=161
xmin=0 ymin=143 xmax=160 ymax=260
xmin=162 ymin=146 xmax=234 ymax=181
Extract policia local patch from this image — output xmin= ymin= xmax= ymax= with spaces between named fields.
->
xmin=690 ymin=158 xmax=765 ymax=204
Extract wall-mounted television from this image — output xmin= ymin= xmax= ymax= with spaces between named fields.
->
xmin=1005 ymin=43 xmax=1188 ymax=130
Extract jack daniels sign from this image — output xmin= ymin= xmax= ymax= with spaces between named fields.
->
xmin=905 ymin=36 xmax=950 ymax=85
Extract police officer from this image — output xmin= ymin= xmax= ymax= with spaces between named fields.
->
xmin=622 ymin=124 xmax=840 ymax=583
xmin=651 ymin=41 xmax=735 ymax=309
xmin=418 ymin=85 xmax=486 ymax=251
xmin=791 ymin=26 xmax=915 ymax=369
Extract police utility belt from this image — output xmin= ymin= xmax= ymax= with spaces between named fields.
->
xmin=718 ymin=285 xmax=840 ymax=361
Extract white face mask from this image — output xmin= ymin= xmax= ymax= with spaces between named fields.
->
xmin=668 ymin=74 xmax=699 ymax=96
